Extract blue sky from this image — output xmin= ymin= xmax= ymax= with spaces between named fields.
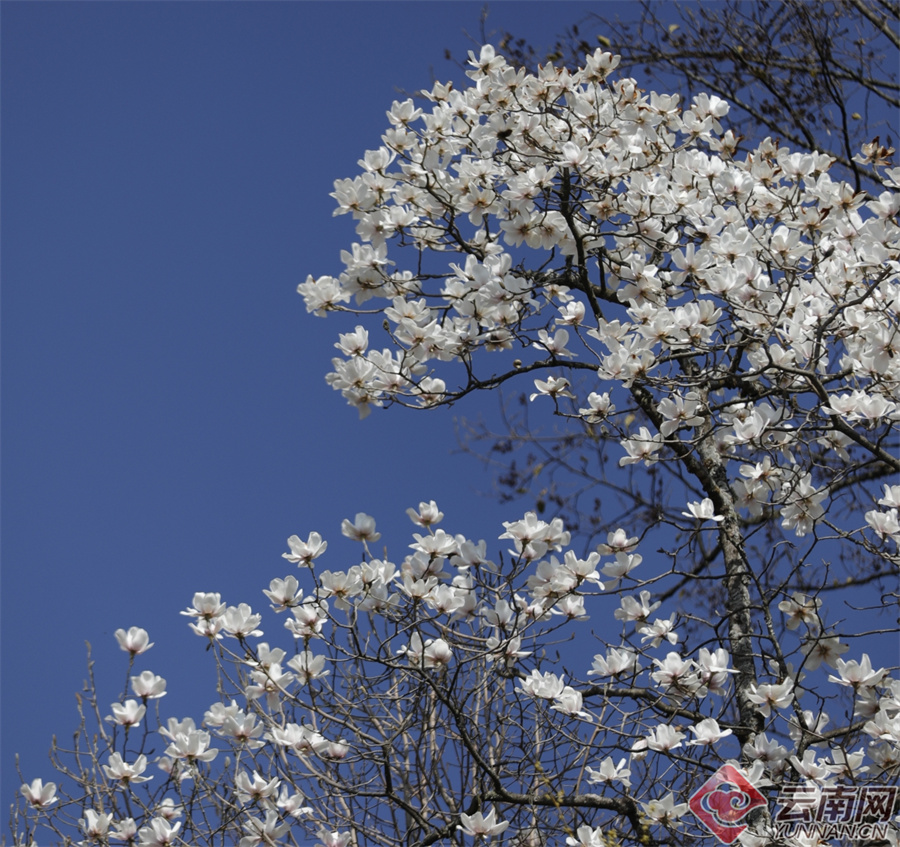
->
xmin=1 ymin=0 xmax=622 ymax=806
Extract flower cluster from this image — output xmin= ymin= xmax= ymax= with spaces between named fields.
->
xmin=299 ymin=45 xmax=899 ymax=558
xmin=16 ymin=498 xmax=900 ymax=847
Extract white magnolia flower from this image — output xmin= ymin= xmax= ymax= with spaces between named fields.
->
xmin=642 ymin=793 xmax=689 ymax=825
xmin=585 ymin=757 xmax=631 ymax=787
xmin=283 ymin=532 xmax=328 ymax=565
xmin=115 ymin=626 xmax=154 ymax=655
xmin=596 ymin=529 xmax=639 ymax=554
xmin=103 ymin=752 xmax=152 ymax=784
xmin=614 ymin=590 xmax=660 ymax=624
xmin=131 ymin=670 xmax=167 ymax=699
xmin=746 ymin=678 xmax=795 ymax=716
xmin=83 ymin=809 xmax=113 ymax=840
xmin=341 ymin=513 xmax=381 ymax=543
xmin=111 ymin=818 xmax=138 ymax=842
xmin=687 ymin=718 xmax=733 ymax=746
xmin=457 ymin=808 xmax=510 ymax=838
xmin=316 ymin=830 xmax=352 ymax=847
xmin=529 ymin=375 xmax=575 ymax=401
xmin=827 ymin=654 xmax=886 ymax=689
xmin=681 ymin=498 xmax=724 ymax=522
xmin=801 ymin=635 xmax=848 ymax=670
xmin=235 ymin=770 xmax=280 ymax=805
xmin=287 ymin=650 xmax=330 ymax=685
xmin=240 ymin=813 xmax=291 ymax=847
xmin=518 ymin=669 xmax=566 ymax=699
xmin=181 ymin=591 xmax=225 ymax=619
xmin=222 ymin=604 xmax=263 ymax=638
xmin=106 ymin=699 xmax=146 ymax=728
xmin=164 ymin=729 xmax=219 ymax=764
xmin=788 ymin=750 xmax=831 ymax=783
xmin=742 ymin=733 xmax=789 ymax=772
xmin=778 ymin=592 xmax=821 ymax=630
xmin=263 ymin=576 xmax=303 ymax=611
xmin=566 ymin=825 xmax=605 ymax=847
xmin=645 ymin=724 xmax=686 ymax=752
xmin=640 ymin=615 xmax=679 ymax=648
xmin=588 ymin=647 xmax=641 ymax=677
xmin=552 ymin=685 xmax=590 ymax=718
xmin=20 ymin=778 xmax=57 ymax=809
xmin=138 ymin=817 xmax=182 ymax=847
xmin=406 ymin=500 xmax=444 ymax=527
xmin=619 ymin=427 xmax=664 ymax=466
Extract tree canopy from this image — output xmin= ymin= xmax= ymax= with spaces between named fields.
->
xmin=494 ymin=0 xmax=898 ymax=191
xmin=460 ymin=0 xmax=900 ymax=550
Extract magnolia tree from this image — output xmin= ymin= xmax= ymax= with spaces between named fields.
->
xmin=463 ymin=0 xmax=900 ymax=543
xmin=12 ymin=45 xmax=900 ymax=847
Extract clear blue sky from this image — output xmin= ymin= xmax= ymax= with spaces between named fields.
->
xmin=1 ymin=0 xmax=624 ymax=806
